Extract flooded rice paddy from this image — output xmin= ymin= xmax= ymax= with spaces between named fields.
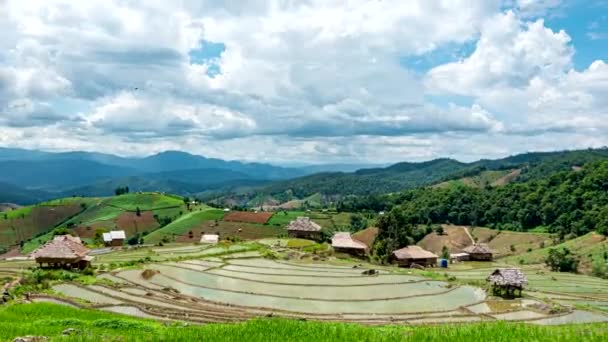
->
xmin=42 ymin=256 xmax=608 ymax=325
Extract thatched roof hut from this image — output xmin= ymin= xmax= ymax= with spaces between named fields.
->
xmin=392 ymin=246 xmax=438 ymax=267
xmin=462 ymin=243 xmax=493 ymax=261
xmin=31 ymin=235 xmax=92 ymax=269
xmin=487 ymin=268 xmax=528 ymax=297
xmin=331 ymin=232 xmax=367 ymax=255
xmin=286 ymin=217 xmax=322 ymax=240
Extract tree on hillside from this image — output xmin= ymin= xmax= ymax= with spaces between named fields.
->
xmin=115 ymin=186 xmax=130 ymax=196
xmin=435 ymin=225 xmax=444 ymax=236
xmin=441 ymin=245 xmax=450 ymax=260
xmin=350 ymin=214 xmax=367 ymax=232
xmin=545 ymin=247 xmax=579 ymax=273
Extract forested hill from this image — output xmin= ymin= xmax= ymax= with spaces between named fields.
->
xmin=376 ymin=160 xmax=608 ymax=246
xmin=227 ymin=148 xmax=608 ymax=202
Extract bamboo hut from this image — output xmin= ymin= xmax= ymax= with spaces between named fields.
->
xmin=102 ymin=230 xmax=126 ymax=247
xmin=462 ymin=243 xmax=493 ymax=261
xmin=286 ymin=217 xmax=322 ymax=240
xmin=31 ymin=235 xmax=93 ymax=269
xmin=487 ymin=268 xmax=528 ymax=297
xmin=392 ymin=246 xmax=438 ymax=268
xmin=331 ymin=232 xmax=367 ymax=255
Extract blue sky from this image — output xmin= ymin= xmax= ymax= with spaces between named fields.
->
xmin=1 ymin=1 xmax=607 ymax=164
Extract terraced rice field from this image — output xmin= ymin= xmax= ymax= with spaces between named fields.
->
xmin=45 ymin=257 xmax=608 ymax=325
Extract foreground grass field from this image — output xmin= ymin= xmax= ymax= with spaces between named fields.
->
xmin=1 ymin=303 xmax=606 ymax=342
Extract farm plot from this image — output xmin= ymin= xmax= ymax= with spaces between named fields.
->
xmin=224 ymin=211 xmax=274 ymax=224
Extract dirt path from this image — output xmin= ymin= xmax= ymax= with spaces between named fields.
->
xmin=463 ymin=226 xmax=475 ymax=245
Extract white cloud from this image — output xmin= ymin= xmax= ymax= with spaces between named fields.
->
xmin=0 ymin=1 xmax=607 ymax=163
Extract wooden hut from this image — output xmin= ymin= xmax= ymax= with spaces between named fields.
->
xmin=102 ymin=230 xmax=126 ymax=247
xmin=31 ymin=235 xmax=93 ymax=269
xmin=462 ymin=243 xmax=493 ymax=261
xmin=487 ymin=268 xmax=528 ymax=297
xmin=450 ymin=252 xmax=470 ymax=263
xmin=392 ymin=246 xmax=438 ymax=268
xmin=286 ymin=217 xmax=322 ymax=240
xmin=331 ymin=232 xmax=367 ymax=255
xmin=200 ymin=234 xmax=219 ymax=244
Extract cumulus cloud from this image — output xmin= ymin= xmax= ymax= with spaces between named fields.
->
xmin=0 ymin=1 xmax=607 ymax=163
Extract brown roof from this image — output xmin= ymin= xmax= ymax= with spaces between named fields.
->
xmin=32 ymin=235 xmax=90 ymax=260
xmin=352 ymin=227 xmax=379 ymax=248
xmin=463 ymin=243 xmax=493 ymax=254
xmin=393 ymin=245 xmax=438 ymax=260
xmin=331 ymin=232 xmax=367 ymax=250
xmin=286 ymin=217 xmax=322 ymax=232
xmin=487 ymin=268 xmax=528 ymax=287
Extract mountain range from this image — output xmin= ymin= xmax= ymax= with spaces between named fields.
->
xmin=0 ymin=148 xmax=377 ymax=204
xmin=2 ymin=147 xmax=608 ymax=205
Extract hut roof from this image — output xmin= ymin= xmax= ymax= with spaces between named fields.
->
xmin=102 ymin=230 xmax=126 ymax=242
xmin=286 ymin=217 xmax=322 ymax=232
xmin=200 ymin=234 xmax=219 ymax=244
xmin=352 ymin=227 xmax=379 ymax=248
xmin=393 ymin=246 xmax=438 ymax=260
xmin=32 ymin=235 xmax=90 ymax=260
xmin=487 ymin=268 xmax=528 ymax=287
xmin=331 ymin=232 xmax=367 ymax=250
xmin=463 ymin=243 xmax=493 ymax=254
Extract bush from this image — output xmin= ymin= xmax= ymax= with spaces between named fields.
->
xmin=545 ymin=247 xmax=579 ymax=273
xmin=591 ymin=258 xmax=608 ymax=279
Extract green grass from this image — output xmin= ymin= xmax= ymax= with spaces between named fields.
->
xmin=144 ymin=209 xmax=225 ymax=243
xmin=1 ymin=206 xmax=33 ymax=220
xmin=286 ymin=239 xmax=316 ymax=248
xmin=503 ymin=232 xmax=608 ymax=269
xmin=1 ymin=303 xmax=607 ymax=341
xmin=106 ymin=193 xmax=184 ymax=211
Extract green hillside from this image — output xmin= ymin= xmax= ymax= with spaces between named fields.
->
xmin=20 ymin=193 xmax=190 ymax=253
xmin=215 ymin=148 xmax=608 ymax=205
xmin=503 ymin=232 xmax=608 ymax=271
xmin=144 ymin=208 xmax=225 ymax=243
xmin=0 ymin=197 xmax=98 ymax=252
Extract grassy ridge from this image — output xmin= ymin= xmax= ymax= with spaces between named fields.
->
xmin=144 ymin=209 xmax=225 ymax=243
xmin=1 ymin=303 xmax=607 ymax=341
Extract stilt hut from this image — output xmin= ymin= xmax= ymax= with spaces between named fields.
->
xmin=487 ymin=268 xmax=528 ymax=297
xmin=31 ymin=235 xmax=93 ymax=269
xmin=331 ymin=232 xmax=367 ymax=255
xmin=392 ymin=246 xmax=438 ymax=268
xmin=286 ymin=217 xmax=322 ymax=240
xmin=462 ymin=243 xmax=493 ymax=261
xmin=102 ymin=230 xmax=126 ymax=247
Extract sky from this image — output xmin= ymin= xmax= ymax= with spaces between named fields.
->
xmin=0 ymin=0 xmax=607 ymax=165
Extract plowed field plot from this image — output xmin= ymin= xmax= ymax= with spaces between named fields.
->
xmin=224 ymin=211 xmax=274 ymax=224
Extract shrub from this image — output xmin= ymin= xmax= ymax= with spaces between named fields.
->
xmin=591 ymin=258 xmax=608 ymax=279
xmin=545 ymin=247 xmax=579 ymax=273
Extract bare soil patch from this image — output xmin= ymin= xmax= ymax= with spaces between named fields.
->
xmin=224 ymin=211 xmax=274 ymax=224
xmin=417 ymin=225 xmax=473 ymax=255
xmin=115 ymin=211 xmax=159 ymax=236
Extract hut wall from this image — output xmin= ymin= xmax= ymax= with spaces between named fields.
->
xmin=468 ymin=253 xmax=493 ymax=261
xmin=288 ymin=230 xmax=321 ymax=240
xmin=395 ymin=257 xmax=437 ymax=268
xmin=333 ymin=246 xmax=366 ymax=256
